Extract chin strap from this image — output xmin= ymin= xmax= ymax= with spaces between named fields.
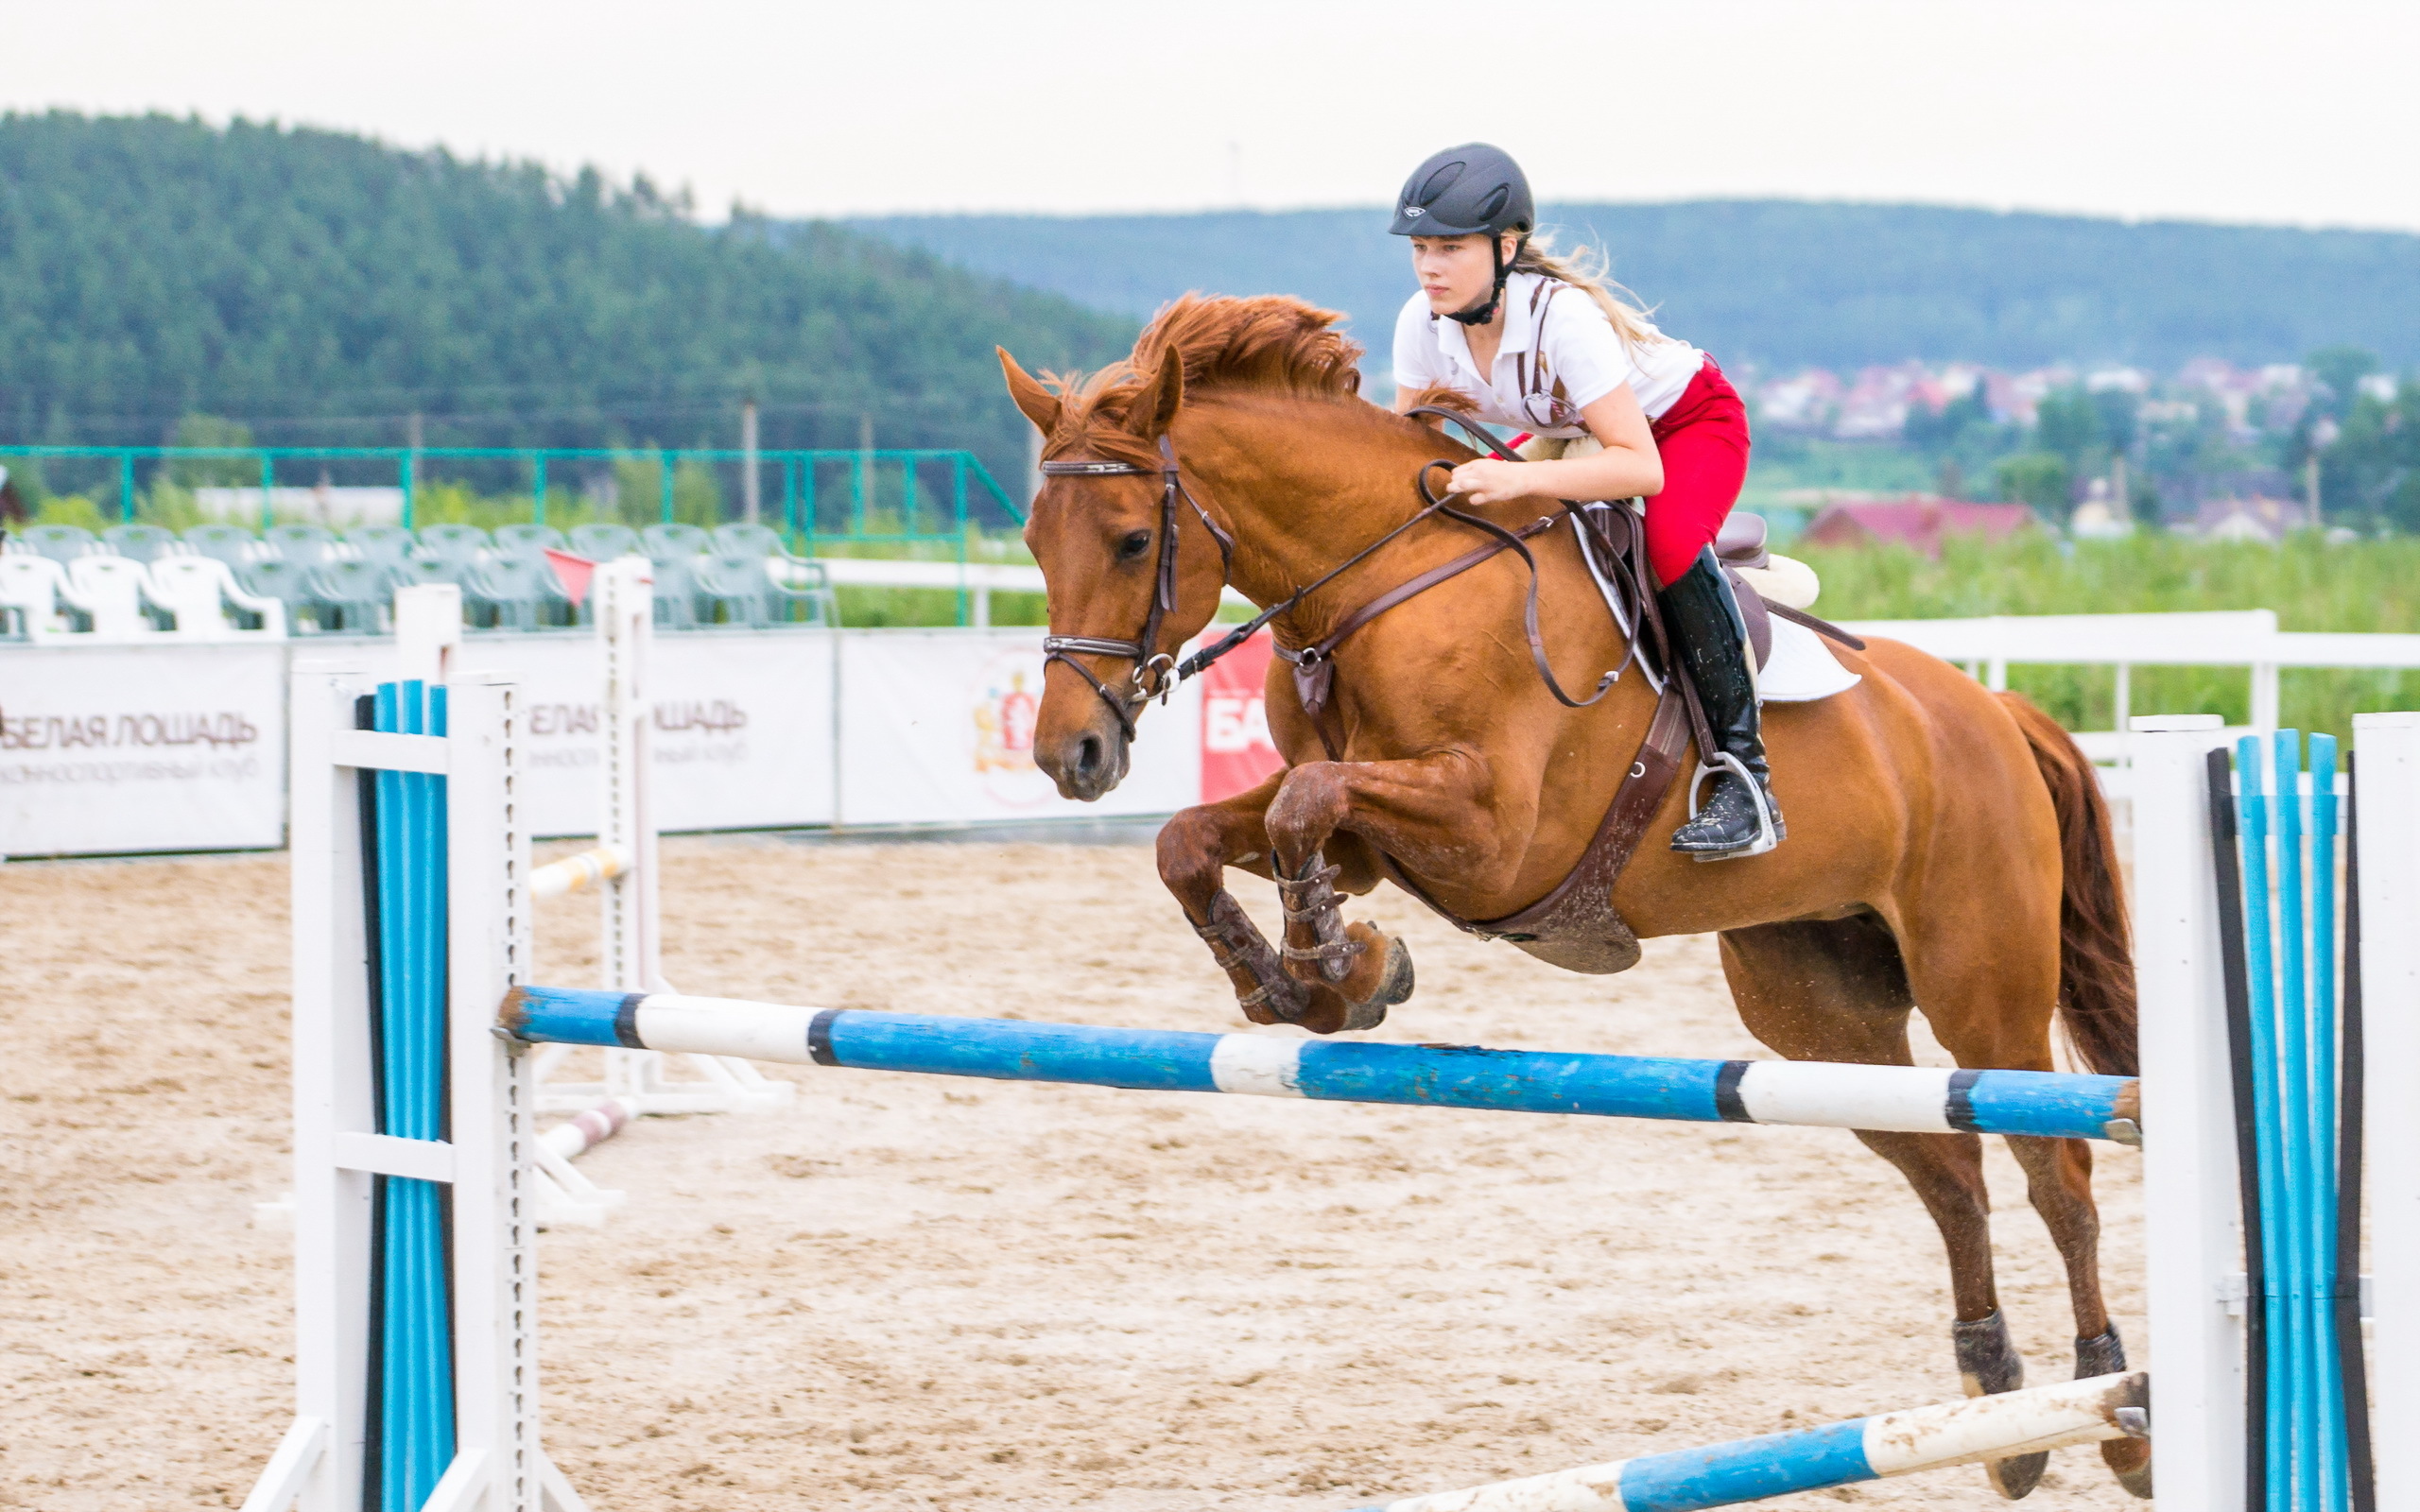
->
xmin=1445 ymin=234 xmax=1518 ymax=327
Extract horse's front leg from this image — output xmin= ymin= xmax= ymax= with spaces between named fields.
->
xmin=1264 ymin=752 xmax=1524 ymax=1031
xmin=1157 ymin=775 xmax=1389 ymax=1033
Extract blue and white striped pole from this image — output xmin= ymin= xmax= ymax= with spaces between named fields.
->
xmin=498 ymin=989 xmax=2143 ymax=1143
xmin=1340 ymin=1372 xmax=2148 ymax=1512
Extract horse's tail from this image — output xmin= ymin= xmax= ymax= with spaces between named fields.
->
xmin=1998 ymin=693 xmax=2139 ymax=1078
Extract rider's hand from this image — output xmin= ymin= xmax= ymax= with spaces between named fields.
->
xmin=1446 ymin=457 xmax=1528 ymax=506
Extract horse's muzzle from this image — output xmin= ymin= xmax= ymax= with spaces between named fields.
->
xmin=1039 ymin=715 xmax=1132 ymax=802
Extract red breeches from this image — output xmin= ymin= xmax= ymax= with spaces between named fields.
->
xmin=1643 ymin=359 xmax=1752 ymax=588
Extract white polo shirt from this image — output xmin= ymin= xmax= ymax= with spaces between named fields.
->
xmin=1392 ymin=270 xmax=1704 ymax=435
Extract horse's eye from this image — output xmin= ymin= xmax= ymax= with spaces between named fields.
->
xmin=1117 ymin=529 xmax=1153 ymax=561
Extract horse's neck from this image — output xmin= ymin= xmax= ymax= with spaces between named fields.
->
xmin=1179 ymin=401 xmax=1447 ymax=619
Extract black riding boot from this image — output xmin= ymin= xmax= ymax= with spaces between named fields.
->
xmin=1658 ymin=551 xmax=1785 ymax=859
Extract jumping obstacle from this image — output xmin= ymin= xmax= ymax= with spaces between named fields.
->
xmin=499 ymin=991 xmax=2142 ymax=1142
xmin=241 ymin=635 xmax=2418 ymax=1511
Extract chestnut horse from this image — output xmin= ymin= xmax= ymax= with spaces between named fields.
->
xmin=997 ymin=296 xmax=2146 ymax=1500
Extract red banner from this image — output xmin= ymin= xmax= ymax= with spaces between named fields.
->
xmin=1199 ymin=628 xmax=1286 ymax=802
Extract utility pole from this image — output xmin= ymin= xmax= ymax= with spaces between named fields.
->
xmin=856 ymin=413 xmax=874 ymax=533
xmin=406 ymin=412 xmax=424 ymax=530
xmin=741 ymin=398 xmax=760 ymax=524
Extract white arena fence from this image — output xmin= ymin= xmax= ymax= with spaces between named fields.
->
xmin=7 ymin=602 xmax=2420 ymax=858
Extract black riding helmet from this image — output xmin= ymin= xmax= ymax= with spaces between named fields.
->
xmin=1390 ymin=144 xmax=1535 ymax=326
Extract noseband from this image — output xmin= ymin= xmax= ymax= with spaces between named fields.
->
xmin=1039 ymin=435 xmax=1235 ymax=739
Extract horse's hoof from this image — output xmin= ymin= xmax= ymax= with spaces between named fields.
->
xmin=1329 ymin=923 xmax=1409 ymax=1009
xmin=2076 ymin=1327 xmax=2150 ymax=1496
xmin=1339 ymin=934 xmax=1414 ymax=1031
xmin=1288 ymin=936 xmax=1413 ymax=1036
xmin=2104 ymin=1439 xmax=2152 ymax=1500
xmin=1985 ymin=1452 xmax=2048 ymax=1501
xmin=1951 ymin=1312 xmax=2042 ymax=1499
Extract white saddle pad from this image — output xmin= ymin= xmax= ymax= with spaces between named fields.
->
xmin=1758 ymin=615 xmax=1861 ymax=703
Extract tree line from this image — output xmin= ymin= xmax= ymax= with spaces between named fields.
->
xmin=0 ymin=112 xmax=1133 ymax=490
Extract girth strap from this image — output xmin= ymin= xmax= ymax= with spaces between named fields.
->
xmin=1375 ymin=682 xmax=1693 ymax=965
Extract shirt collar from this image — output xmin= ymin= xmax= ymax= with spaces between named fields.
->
xmin=1429 ymin=269 xmax=1548 ymax=383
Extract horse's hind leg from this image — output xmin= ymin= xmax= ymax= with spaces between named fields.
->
xmin=2001 ymin=1134 xmax=2152 ymax=1497
xmin=1891 ymin=902 xmax=2152 ymax=1500
xmin=1717 ymin=917 xmax=2050 ymax=1502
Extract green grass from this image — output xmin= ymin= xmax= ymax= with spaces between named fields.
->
xmin=1800 ymin=531 xmax=2420 ymax=735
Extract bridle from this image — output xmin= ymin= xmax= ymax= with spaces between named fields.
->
xmin=1038 ymin=435 xmax=1235 ymax=740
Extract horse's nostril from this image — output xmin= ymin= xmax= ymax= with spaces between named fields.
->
xmin=1075 ymin=734 xmax=1103 ymax=778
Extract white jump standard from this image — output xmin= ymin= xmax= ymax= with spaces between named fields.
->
xmin=499 ymin=990 xmax=2144 ymax=1142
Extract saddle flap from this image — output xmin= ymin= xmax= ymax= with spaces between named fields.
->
xmin=1723 ymin=564 xmax=1774 ymax=673
xmin=1570 ymin=503 xmax=1665 ymax=688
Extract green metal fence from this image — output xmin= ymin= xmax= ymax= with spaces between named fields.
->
xmin=0 ymin=443 xmax=1029 ymax=547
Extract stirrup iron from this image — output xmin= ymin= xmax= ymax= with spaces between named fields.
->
xmin=1684 ymin=751 xmax=1779 ymax=861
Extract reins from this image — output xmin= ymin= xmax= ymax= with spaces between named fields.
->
xmin=1038 ymin=408 xmax=1631 ymax=748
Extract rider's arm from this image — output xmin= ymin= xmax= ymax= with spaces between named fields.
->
xmin=1445 ymin=384 xmax=1665 ymax=505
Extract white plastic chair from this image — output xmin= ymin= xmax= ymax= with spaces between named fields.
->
xmin=145 ymin=555 xmax=288 ymax=639
xmin=62 ymin=554 xmax=161 ymax=640
xmin=0 ymin=553 xmax=75 ymax=641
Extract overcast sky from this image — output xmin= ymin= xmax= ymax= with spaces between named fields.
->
xmin=7 ymin=0 xmax=2415 ymax=231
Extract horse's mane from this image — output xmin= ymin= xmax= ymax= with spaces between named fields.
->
xmin=1041 ymin=295 xmax=1367 ymax=456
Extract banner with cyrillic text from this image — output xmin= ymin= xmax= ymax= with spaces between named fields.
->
xmin=0 ymin=643 xmax=286 ymax=854
xmin=302 ymin=630 xmax=839 ymax=837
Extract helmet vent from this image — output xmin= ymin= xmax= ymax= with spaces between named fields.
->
xmin=1478 ymin=185 xmax=1509 ymax=222
xmin=1414 ymin=161 xmax=1465 ymax=205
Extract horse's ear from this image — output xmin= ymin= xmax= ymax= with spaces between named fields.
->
xmin=1125 ymin=344 xmax=1184 ymax=439
xmin=996 ymin=348 xmax=1062 ymax=436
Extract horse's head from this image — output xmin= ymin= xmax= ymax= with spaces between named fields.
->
xmin=999 ymin=342 xmax=1230 ymax=801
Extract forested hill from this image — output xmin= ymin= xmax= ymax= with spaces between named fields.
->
xmin=0 ymin=112 xmax=1133 ymax=472
xmin=845 ymin=203 xmax=2420 ymax=374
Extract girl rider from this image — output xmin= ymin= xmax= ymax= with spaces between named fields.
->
xmin=1389 ymin=143 xmax=1776 ymax=860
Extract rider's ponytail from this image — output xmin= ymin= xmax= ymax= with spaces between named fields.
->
xmin=1510 ymin=233 xmax=1669 ymax=352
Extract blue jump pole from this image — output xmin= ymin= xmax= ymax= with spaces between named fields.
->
xmin=371 ymin=680 xmax=456 ymax=1512
xmin=499 ymin=990 xmax=2143 ymax=1143
xmin=1340 ymin=1372 xmax=2147 ymax=1512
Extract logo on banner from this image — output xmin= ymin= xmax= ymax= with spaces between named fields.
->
xmin=1200 ymin=628 xmax=1285 ymax=801
xmin=970 ymin=649 xmax=1054 ymax=806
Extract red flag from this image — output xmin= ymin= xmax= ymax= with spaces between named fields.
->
xmin=544 ymin=548 xmax=596 ymax=607
xmin=1199 ymin=627 xmax=1285 ymax=802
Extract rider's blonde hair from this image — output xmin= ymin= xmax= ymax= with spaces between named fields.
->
xmin=1510 ymin=232 xmax=1668 ymax=351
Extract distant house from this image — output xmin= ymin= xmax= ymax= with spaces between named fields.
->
xmin=2193 ymin=495 xmax=2314 ymax=544
xmin=1799 ymin=496 xmax=2036 ymax=558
